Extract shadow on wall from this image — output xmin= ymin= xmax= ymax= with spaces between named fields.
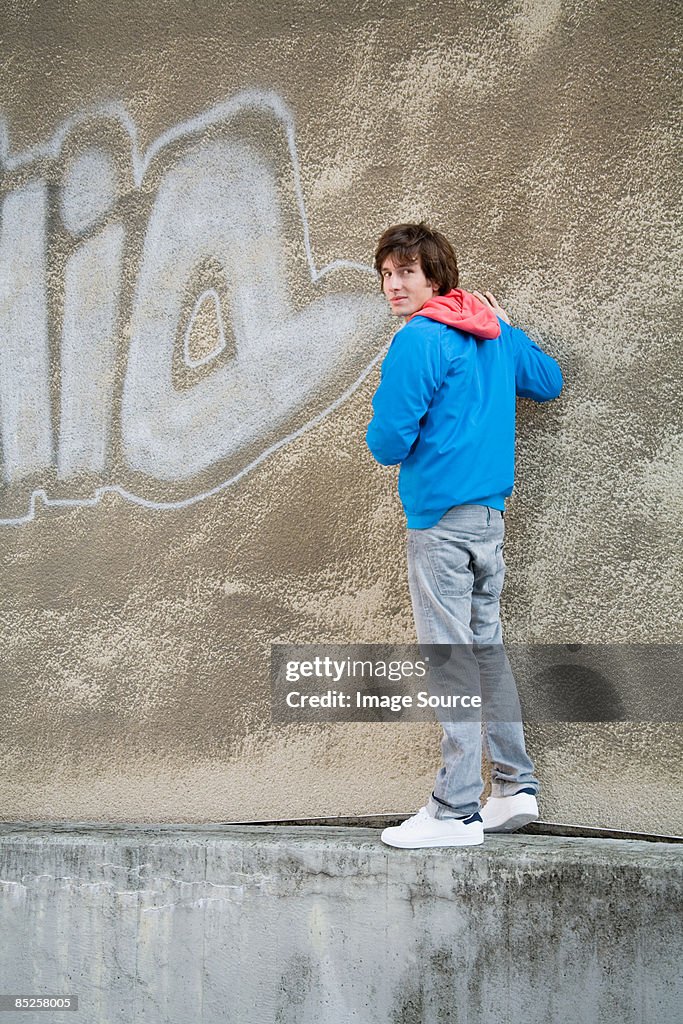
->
xmin=0 ymin=90 xmax=388 ymax=527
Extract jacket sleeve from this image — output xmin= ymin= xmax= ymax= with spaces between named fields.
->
xmin=508 ymin=322 xmax=563 ymax=401
xmin=366 ymin=320 xmax=443 ymax=466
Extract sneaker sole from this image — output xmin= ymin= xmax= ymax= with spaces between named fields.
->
xmin=484 ymin=812 xmax=539 ymax=834
xmin=381 ymin=833 xmax=484 ymax=849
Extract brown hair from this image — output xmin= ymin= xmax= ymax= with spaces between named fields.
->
xmin=374 ymin=222 xmax=459 ymax=294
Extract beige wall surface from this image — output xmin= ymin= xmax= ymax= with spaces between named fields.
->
xmin=0 ymin=0 xmax=680 ymax=832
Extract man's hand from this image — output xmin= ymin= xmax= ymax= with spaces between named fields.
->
xmin=472 ymin=290 xmax=510 ymax=325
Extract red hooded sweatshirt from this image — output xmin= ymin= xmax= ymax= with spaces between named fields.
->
xmin=407 ymin=289 xmax=501 ymax=339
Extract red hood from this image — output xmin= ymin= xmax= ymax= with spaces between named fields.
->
xmin=408 ymin=289 xmax=501 ymax=339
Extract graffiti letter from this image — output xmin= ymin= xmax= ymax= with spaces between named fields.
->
xmin=57 ymin=223 xmax=124 ymax=478
xmin=57 ymin=147 xmax=123 ymax=478
xmin=0 ymin=180 xmax=53 ymax=483
xmin=122 ymin=137 xmax=383 ymax=481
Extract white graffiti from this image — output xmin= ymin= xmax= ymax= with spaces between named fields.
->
xmin=0 ymin=90 xmax=387 ymax=526
xmin=183 ymin=289 xmax=227 ymax=369
xmin=0 ymin=181 xmax=53 ymax=485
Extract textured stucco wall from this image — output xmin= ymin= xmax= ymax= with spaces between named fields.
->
xmin=0 ymin=0 xmax=681 ymax=831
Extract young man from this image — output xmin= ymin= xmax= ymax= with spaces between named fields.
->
xmin=366 ymin=222 xmax=563 ymax=849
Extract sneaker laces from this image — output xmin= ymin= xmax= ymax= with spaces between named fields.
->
xmin=401 ymin=807 xmax=432 ymax=830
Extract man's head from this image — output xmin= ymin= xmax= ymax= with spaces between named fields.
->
xmin=374 ymin=222 xmax=459 ymax=317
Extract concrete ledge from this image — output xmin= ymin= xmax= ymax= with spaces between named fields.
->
xmin=1 ymin=823 xmax=681 ymax=1024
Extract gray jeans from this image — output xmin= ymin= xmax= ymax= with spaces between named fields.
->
xmin=407 ymin=504 xmax=539 ymax=819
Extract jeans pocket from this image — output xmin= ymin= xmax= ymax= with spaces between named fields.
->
xmin=423 ymin=539 xmax=473 ymax=597
xmin=482 ymin=541 xmax=505 ymax=598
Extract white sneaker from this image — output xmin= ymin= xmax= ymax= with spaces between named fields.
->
xmin=481 ymin=790 xmax=539 ymax=833
xmin=381 ymin=807 xmax=484 ymax=849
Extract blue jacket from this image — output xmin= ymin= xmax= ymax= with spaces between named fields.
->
xmin=366 ymin=315 xmax=563 ymax=528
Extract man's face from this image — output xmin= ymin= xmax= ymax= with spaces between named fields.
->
xmin=380 ymin=254 xmax=438 ymax=317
